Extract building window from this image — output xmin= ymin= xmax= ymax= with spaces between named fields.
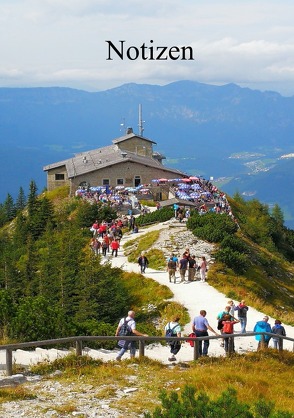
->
xmin=55 ymin=174 xmax=65 ymax=180
xmin=134 ymin=176 xmax=141 ymax=187
xmin=117 ymin=178 xmax=124 ymax=185
xmin=102 ymin=179 xmax=110 ymax=185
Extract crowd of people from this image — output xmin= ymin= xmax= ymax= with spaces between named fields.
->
xmin=172 ymin=177 xmax=230 ymax=212
xmin=89 ymin=218 xmax=125 ymax=257
xmin=169 ymin=301 xmax=286 ymax=361
xmin=167 ymin=251 xmax=208 ymax=283
xmin=115 ymin=304 xmax=287 ymax=362
xmin=86 ymin=198 xmax=287 ymax=362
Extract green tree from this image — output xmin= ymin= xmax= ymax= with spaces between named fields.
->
xmin=15 ymin=186 xmax=26 ymax=213
xmin=0 ymin=232 xmax=19 ymax=293
xmin=3 ymin=193 xmax=16 ymax=221
xmin=0 ymin=290 xmax=15 ymax=339
xmin=27 ymin=180 xmax=38 ymax=218
xmin=271 ymin=204 xmax=284 ymax=226
xmin=0 ymin=204 xmax=6 ymax=227
xmin=11 ymin=296 xmax=69 ymax=341
xmin=75 ymin=255 xmax=130 ymax=324
xmin=74 ymin=200 xmax=100 ymax=229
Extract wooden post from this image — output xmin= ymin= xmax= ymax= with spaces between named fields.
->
xmin=260 ymin=334 xmax=265 ymax=350
xmin=139 ymin=339 xmax=145 ymax=358
xmin=76 ymin=340 xmax=82 ymax=356
xmin=278 ymin=336 xmax=283 ymax=352
xmin=228 ymin=336 xmax=234 ymax=355
xmin=6 ymin=349 xmax=13 ymax=376
xmin=193 ymin=340 xmax=199 ymax=360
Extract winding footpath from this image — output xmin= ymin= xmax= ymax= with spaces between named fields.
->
xmin=109 ymin=220 xmax=294 ymax=362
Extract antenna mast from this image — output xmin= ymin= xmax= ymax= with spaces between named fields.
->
xmin=138 ymin=104 xmax=144 ymax=136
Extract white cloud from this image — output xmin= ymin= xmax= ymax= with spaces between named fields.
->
xmin=0 ymin=1 xmax=294 ymax=94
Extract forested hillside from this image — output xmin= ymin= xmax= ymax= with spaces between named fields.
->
xmin=0 ymin=182 xmax=293 ymax=346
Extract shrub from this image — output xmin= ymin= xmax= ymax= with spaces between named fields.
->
xmin=144 ymin=385 xmax=292 ymax=418
xmin=11 ymin=296 xmax=70 ymax=342
xmin=215 ymin=248 xmax=248 ymax=275
xmin=136 ymin=207 xmax=174 ymax=226
xmin=76 ymin=319 xmax=118 ymax=349
xmin=187 ymin=213 xmax=238 ymax=243
xmin=192 ymin=225 xmax=228 ymax=243
xmin=220 ymin=235 xmax=250 ymax=254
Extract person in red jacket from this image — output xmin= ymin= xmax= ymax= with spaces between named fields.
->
xmin=222 ymin=314 xmax=240 ymax=353
xmin=111 ymin=239 xmax=120 ymax=257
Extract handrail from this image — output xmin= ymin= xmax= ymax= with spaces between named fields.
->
xmin=0 ymin=332 xmax=293 ymax=376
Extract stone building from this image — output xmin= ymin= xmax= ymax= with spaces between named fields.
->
xmin=43 ymin=128 xmax=185 ymax=195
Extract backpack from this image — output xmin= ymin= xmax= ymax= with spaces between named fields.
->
xmin=118 ymin=318 xmax=133 ymax=337
xmin=187 ymin=332 xmax=196 ymax=347
xmin=168 ymin=259 xmax=177 ymax=269
xmin=217 ymin=318 xmax=224 ymax=330
xmin=222 ymin=321 xmax=233 ymax=334
xmin=238 ymin=306 xmax=247 ymax=317
xmin=165 ymin=322 xmax=178 ymax=338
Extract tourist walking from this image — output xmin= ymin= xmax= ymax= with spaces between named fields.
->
xmin=199 ymin=256 xmax=207 ymax=282
xmin=235 ymin=300 xmax=249 ymax=333
xmin=138 ymin=252 xmax=149 ymax=273
xmin=227 ymin=299 xmax=237 ymax=317
xmin=115 ymin=310 xmax=148 ymax=361
xmin=165 ymin=315 xmax=182 ymax=362
xmin=188 ymin=255 xmax=197 ymax=281
xmin=167 ymin=254 xmax=177 ymax=283
xmin=192 ymin=310 xmax=219 ymax=356
xmin=271 ymin=320 xmax=286 ymax=350
xmin=221 ymin=314 xmax=240 ymax=353
xmin=178 ymin=254 xmax=189 ymax=283
xmin=216 ymin=305 xmax=237 ymax=347
xmin=110 ymin=238 xmax=120 ymax=257
xmin=253 ymin=316 xmax=272 ymax=350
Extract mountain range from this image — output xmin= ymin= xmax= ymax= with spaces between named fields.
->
xmin=0 ymin=81 xmax=294 ymax=227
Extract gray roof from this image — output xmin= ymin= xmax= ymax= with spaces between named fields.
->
xmin=43 ymin=144 xmax=184 ymax=179
xmin=112 ymin=132 xmax=156 ymax=145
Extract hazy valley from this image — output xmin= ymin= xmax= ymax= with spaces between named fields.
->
xmin=1 ymin=80 xmax=294 ymax=227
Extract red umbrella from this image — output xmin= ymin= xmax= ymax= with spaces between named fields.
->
xmin=158 ymin=178 xmax=168 ymax=182
xmin=189 ymin=176 xmax=199 ymax=181
xmin=181 ymin=178 xmax=192 ymax=182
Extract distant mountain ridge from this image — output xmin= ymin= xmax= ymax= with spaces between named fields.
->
xmin=0 ymin=80 xmax=294 ymax=226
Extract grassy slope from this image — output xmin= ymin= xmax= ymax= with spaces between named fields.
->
xmin=22 ymin=351 xmax=294 ymax=416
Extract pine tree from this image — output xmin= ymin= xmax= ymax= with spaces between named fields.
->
xmin=15 ymin=186 xmax=26 ymax=213
xmin=0 ymin=204 xmax=7 ymax=227
xmin=3 ymin=193 xmax=16 ymax=221
xmin=271 ymin=203 xmax=284 ymax=226
xmin=27 ymin=180 xmax=38 ymax=218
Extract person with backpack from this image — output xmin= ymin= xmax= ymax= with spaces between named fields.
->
xmin=221 ymin=314 xmax=240 ymax=353
xmin=235 ymin=300 xmax=249 ymax=333
xmin=167 ymin=254 xmax=178 ymax=283
xmin=115 ymin=310 xmax=148 ymax=361
xmin=216 ymin=305 xmax=237 ymax=347
xmin=165 ymin=315 xmax=182 ymax=362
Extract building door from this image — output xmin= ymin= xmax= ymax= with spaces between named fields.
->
xmin=134 ymin=176 xmax=141 ymax=187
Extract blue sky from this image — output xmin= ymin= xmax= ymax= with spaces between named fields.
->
xmin=1 ymin=0 xmax=294 ymax=95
